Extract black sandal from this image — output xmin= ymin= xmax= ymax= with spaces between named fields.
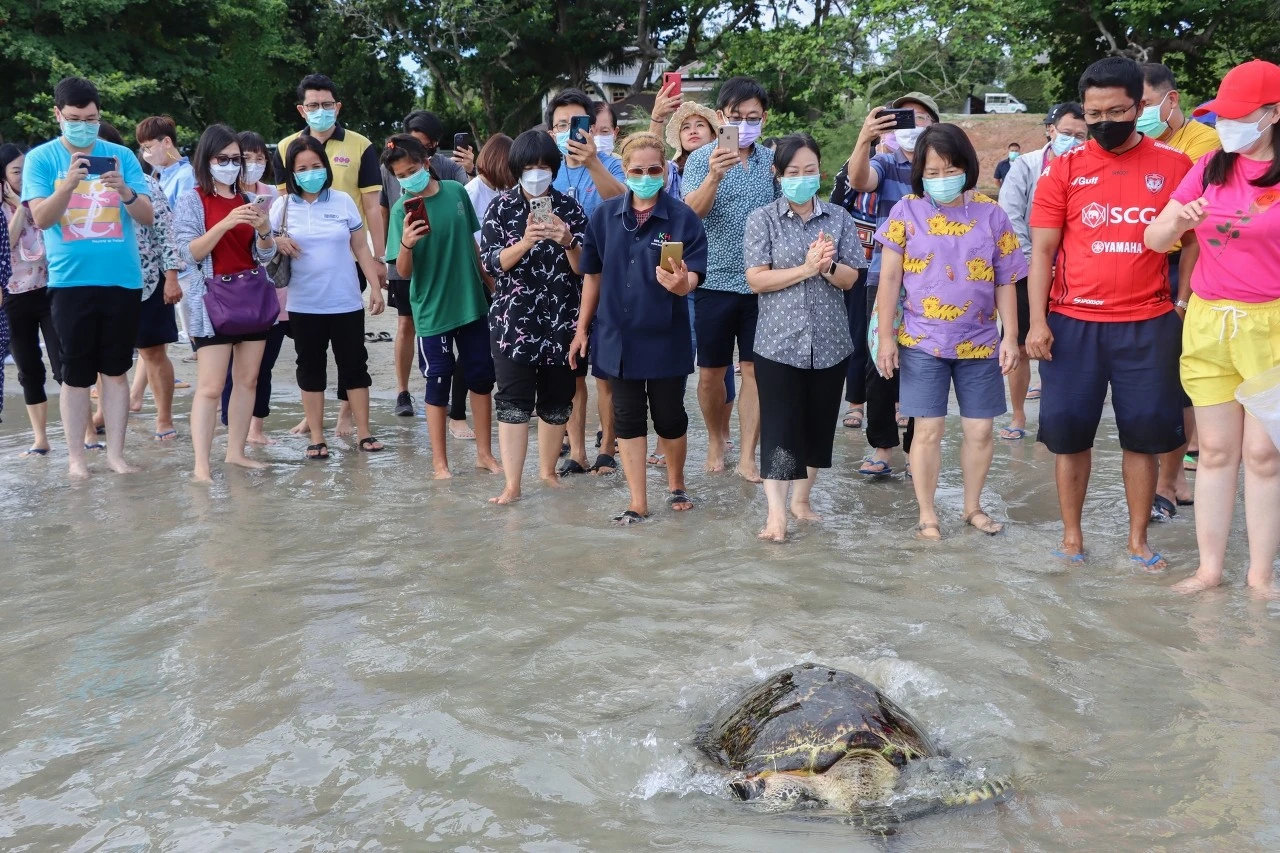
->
xmin=558 ymin=458 xmax=586 ymax=476
xmin=612 ymin=510 xmax=647 ymax=526
xmin=668 ymin=489 xmax=694 ymax=511
xmin=306 ymin=442 xmax=329 ymax=459
xmin=359 ymin=436 xmax=384 ymax=452
xmin=589 ymin=453 xmax=616 ymax=474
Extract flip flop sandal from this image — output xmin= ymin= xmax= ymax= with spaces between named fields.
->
xmin=84 ymin=442 xmax=105 ymax=451
xmin=1130 ymin=552 xmax=1166 ymax=572
xmin=154 ymin=429 xmax=177 ymax=441
xmin=95 ymin=425 xmax=106 ymax=435
xmin=1051 ymin=549 xmax=1086 ymax=563
xmin=558 ymin=458 xmax=587 ymax=476
xmin=20 ymin=447 xmax=49 ymax=458
xmin=964 ymin=510 xmax=1004 ymax=535
xmin=999 ymin=426 xmax=1026 ymax=440
xmin=595 ymin=429 xmax=603 ymax=448
xmin=358 ymin=436 xmax=384 ymax=452
xmin=612 ymin=509 xmax=647 ymax=526
xmin=914 ymin=522 xmax=942 ymax=541
xmin=173 ymin=379 xmax=191 ymax=389
xmin=1151 ymin=493 xmax=1176 ymax=521
xmin=857 ymin=458 xmax=892 ymax=477
xmin=842 ymin=410 xmax=864 ymax=429
xmin=375 ymin=331 xmax=393 ymax=342
xmin=1177 ymin=497 xmax=1194 ymax=507
xmin=588 ymin=453 xmax=616 ymax=474
xmin=306 ymin=442 xmax=329 ymax=460
xmin=647 ymin=453 xmax=667 ymax=467
xmin=1026 ymin=387 xmax=1041 ymax=400
xmin=668 ymin=489 xmax=694 ymax=510
xmin=364 ymin=332 xmax=378 ymax=342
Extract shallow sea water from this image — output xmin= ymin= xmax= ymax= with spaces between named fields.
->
xmin=1 ymin=382 xmax=1278 ymax=851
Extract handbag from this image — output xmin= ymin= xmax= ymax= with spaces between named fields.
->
xmin=203 ymin=265 xmax=280 ymax=336
xmin=266 ymin=193 xmax=291 ymax=289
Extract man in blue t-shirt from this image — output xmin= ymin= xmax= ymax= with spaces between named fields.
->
xmin=22 ymin=76 xmax=153 ymax=479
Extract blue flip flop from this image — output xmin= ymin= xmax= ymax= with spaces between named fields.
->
xmin=20 ymin=447 xmax=49 ymax=458
xmin=1000 ymin=426 xmax=1026 ymax=440
xmin=1130 ymin=552 xmax=1165 ymax=570
xmin=84 ymin=442 xmax=105 ymax=451
xmin=1051 ymin=548 xmax=1086 ymax=563
xmin=857 ymin=459 xmax=893 ymax=477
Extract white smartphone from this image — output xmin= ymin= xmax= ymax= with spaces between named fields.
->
xmin=717 ymin=124 xmax=739 ymax=152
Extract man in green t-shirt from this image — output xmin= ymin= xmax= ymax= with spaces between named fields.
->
xmin=386 ymin=149 xmax=500 ymax=478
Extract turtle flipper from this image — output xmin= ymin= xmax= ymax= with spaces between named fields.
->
xmin=941 ymin=776 xmax=1014 ymax=807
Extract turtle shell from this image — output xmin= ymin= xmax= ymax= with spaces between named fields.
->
xmin=700 ymin=663 xmax=940 ymax=776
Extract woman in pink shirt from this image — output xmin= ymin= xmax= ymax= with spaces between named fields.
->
xmin=1145 ymin=60 xmax=1280 ymax=596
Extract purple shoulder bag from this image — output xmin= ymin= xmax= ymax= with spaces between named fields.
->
xmin=202 ymin=195 xmax=278 ymax=336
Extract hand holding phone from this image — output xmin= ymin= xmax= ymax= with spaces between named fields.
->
xmin=663 ymin=72 xmax=682 ymax=98
xmin=659 ymin=241 xmax=684 ymax=273
xmin=84 ymin=155 xmax=118 ymax=176
xmin=403 ymin=196 xmax=430 ymax=238
xmin=878 ymin=108 xmax=918 ymax=130
xmin=569 ymin=115 xmax=592 ymax=145
xmin=530 ymin=195 xmax=553 ymax=227
xmin=453 ymin=133 xmax=473 ymax=152
xmin=717 ymin=123 xmax=739 ymax=152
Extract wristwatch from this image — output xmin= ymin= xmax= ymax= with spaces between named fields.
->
xmin=122 ymin=190 xmax=139 ymax=205
xmin=1175 ymin=299 xmax=1189 ymax=310
xmin=826 ymin=260 xmax=838 ymax=276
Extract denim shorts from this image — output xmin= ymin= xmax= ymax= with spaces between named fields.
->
xmin=898 ymin=345 xmax=1006 ymax=419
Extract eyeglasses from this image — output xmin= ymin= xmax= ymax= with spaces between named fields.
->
xmin=301 ymin=101 xmax=337 ymax=113
xmin=726 ymin=116 xmax=764 ymax=126
xmin=1082 ymin=104 xmax=1137 ymax=122
xmin=212 ymin=155 xmax=243 ymax=167
xmin=626 ymin=165 xmax=665 ymax=177
xmin=550 ymin=120 xmax=588 ymax=132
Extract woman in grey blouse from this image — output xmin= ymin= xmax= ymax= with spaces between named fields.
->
xmin=745 ymin=134 xmax=866 ymax=543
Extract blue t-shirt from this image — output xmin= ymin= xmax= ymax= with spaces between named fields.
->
xmin=551 ymin=153 xmax=625 ymax=218
xmin=21 ymin=138 xmax=149 ymax=289
xmin=158 ymin=158 xmax=196 ymax=208
xmin=681 ymin=141 xmax=779 ymax=293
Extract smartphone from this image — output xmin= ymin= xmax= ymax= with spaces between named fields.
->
xmin=453 ymin=132 xmax=472 ymax=152
xmin=82 ymin=155 xmax=117 ymax=176
xmin=659 ymin=241 xmax=684 ymax=273
xmin=530 ymin=195 xmax=553 ymax=226
xmin=403 ymin=196 xmax=430 ymax=233
xmin=246 ymin=192 xmax=272 ymax=211
xmin=717 ymin=123 xmax=739 ymax=152
xmin=569 ymin=115 xmax=591 ymax=145
xmin=878 ymin=108 xmax=918 ymax=130
xmin=663 ymin=71 xmax=682 ymax=97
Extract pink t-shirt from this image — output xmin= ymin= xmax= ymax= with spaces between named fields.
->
xmin=1170 ymin=153 xmax=1280 ymax=303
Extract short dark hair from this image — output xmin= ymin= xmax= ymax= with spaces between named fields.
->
xmin=910 ymin=123 xmax=979 ymax=197
xmin=297 ymin=74 xmax=338 ymax=103
xmin=772 ymin=133 xmax=820 ymax=173
xmin=0 ymin=143 xmax=25 ymax=179
xmin=1142 ymin=63 xmax=1177 ymax=92
xmin=508 ymin=129 xmax=563 ymax=181
xmin=192 ymin=124 xmax=241 ymax=196
xmin=1008 ymin=142 xmax=1021 ymax=149
xmin=476 ymin=133 xmax=515 ymax=190
xmin=283 ymin=135 xmax=333 ymax=196
xmin=237 ymin=131 xmax=274 ymax=184
xmin=545 ymin=88 xmax=593 ymax=128
xmin=136 ymin=116 xmax=178 ymax=146
xmin=403 ymin=110 xmax=444 ymax=142
xmin=1078 ymin=57 xmax=1144 ymax=103
xmin=592 ymin=101 xmax=619 ymax=130
xmin=1048 ymin=102 xmax=1084 ymax=125
xmin=379 ymin=133 xmax=437 ymax=181
xmin=55 ymin=77 xmax=99 ymax=111
xmin=96 ymin=121 xmax=124 ymax=146
xmin=717 ymin=76 xmax=769 ymax=112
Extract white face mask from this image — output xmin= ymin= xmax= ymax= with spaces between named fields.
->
xmin=594 ymin=134 xmax=615 ymax=156
xmin=243 ymin=162 xmax=266 ymax=185
xmin=1216 ymin=112 xmax=1274 ymax=154
xmin=520 ymin=168 xmax=553 ymax=197
xmin=895 ymin=127 xmax=924 ymax=152
xmin=210 ymin=162 xmax=242 ymax=186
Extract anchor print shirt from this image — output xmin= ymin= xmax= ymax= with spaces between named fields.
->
xmin=874 ymin=192 xmax=1026 ymax=359
xmin=480 ymin=188 xmax=589 ymax=366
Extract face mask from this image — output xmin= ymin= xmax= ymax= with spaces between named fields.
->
xmin=399 ymin=167 xmax=431 ymax=194
xmin=1050 ymin=133 xmax=1080 ymax=156
xmin=306 ymin=108 xmax=337 ymax=133
xmin=779 ymin=175 xmax=820 ymax=205
xmin=554 ymin=132 xmax=571 ymax=155
xmin=61 ymin=120 xmax=100 ymax=149
xmin=1136 ymin=93 xmax=1171 ymax=137
xmin=923 ymin=174 xmax=966 ymax=204
xmin=895 ymin=128 xmax=924 ymax=152
xmin=626 ymin=174 xmax=665 ymax=200
xmin=142 ymin=146 xmax=169 ymax=168
xmin=1087 ymin=118 xmax=1136 ymax=151
xmin=730 ymin=121 xmax=762 ymax=149
xmin=1007 ymin=151 xmax=1020 ymax=160
xmin=210 ymin=162 xmax=242 ymax=186
xmin=520 ymin=168 xmax=553 ymax=197
xmin=294 ymin=169 xmax=327 ymax=193
xmin=242 ymin=162 xmax=266 ymax=185
xmin=594 ymin=135 xmax=615 ymax=156
xmin=1217 ymin=114 xmax=1271 ymax=154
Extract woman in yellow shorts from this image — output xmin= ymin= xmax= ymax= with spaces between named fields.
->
xmin=1145 ymin=59 xmax=1280 ymax=596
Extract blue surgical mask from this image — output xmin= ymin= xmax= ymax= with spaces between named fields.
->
xmin=1050 ymin=133 xmax=1080 ymax=156
xmin=306 ymin=108 xmax=337 ymax=133
xmin=398 ymin=168 xmax=431 ymax=194
xmin=554 ymin=131 xmax=571 ymax=155
xmin=922 ymin=174 xmax=966 ymax=204
xmin=626 ymin=175 xmax=665 ymax=200
xmin=294 ymin=169 xmax=327 ymax=194
xmin=61 ymin=120 xmax=100 ymax=149
xmin=1136 ymin=93 xmax=1170 ymax=137
xmin=779 ymin=175 xmax=820 ymax=205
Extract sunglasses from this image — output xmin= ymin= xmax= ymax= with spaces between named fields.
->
xmin=625 ymin=165 xmax=665 ymax=178
xmin=212 ymin=155 xmax=244 ymax=167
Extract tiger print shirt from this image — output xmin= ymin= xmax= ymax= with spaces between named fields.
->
xmin=873 ymin=192 xmax=1026 ymax=360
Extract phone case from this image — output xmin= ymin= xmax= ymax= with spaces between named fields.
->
xmin=530 ymin=197 xmax=553 ymax=225
xmin=570 ymin=116 xmax=591 ymax=144
xmin=84 ymin=156 xmax=116 ymax=176
xmin=659 ymin=242 xmax=684 ymax=272
xmin=664 ymin=73 xmax=682 ymax=96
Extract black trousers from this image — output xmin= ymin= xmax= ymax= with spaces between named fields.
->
xmin=609 ymin=375 xmax=688 ymax=441
xmin=492 ymin=353 xmax=576 ymax=425
xmin=844 ymin=268 xmax=868 ymax=405
xmin=864 ymin=284 xmax=914 ymax=453
xmin=756 ymin=354 xmax=848 ymax=480
xmin=290 ymin=309 xmax=371 ymax=393
xmin=222 ymin=321 xmax=288 ymax=424
xmin=3 ymin=287 xmax=61 ymax=405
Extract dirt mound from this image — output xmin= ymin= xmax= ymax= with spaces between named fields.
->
xmin=946 ymin=113 xmax=1052 ymax=195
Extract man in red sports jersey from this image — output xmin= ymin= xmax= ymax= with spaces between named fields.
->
xmin=1026 ymin=57 xmax=1194 ymax=570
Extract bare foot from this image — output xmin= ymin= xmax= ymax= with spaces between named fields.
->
xmin=225 ymin=455 xmax=268 ymax=471
xmin=1247 ymin=582 xmax=1280 ymax=601
xmin=757 ymin=516 xmax=787 ymax=542
xmin=336 ymin=413 xmax=355 ymax=437
xmin=449 ymin=419 xmax=476 ymax=440
xmin=1173 ymin=575 xmax=1220 ymax=594
xmin=246 ymin=431 xmax=275 ymax=446
xmin=129 ymin=398 xmax=144 ymax=413
xmin=790 ymin=501 xmax=822 ymax=521
xmin=736 ymin=463 xmax=762 ymax=484
xmin=489 ymin=487 xmax=522 ymax=504
xmin=476 ymin=455 xmax=503 ymax=474
xmin=68 ymin=461 xmax=90 ymax=481
xmin=289 ymin=419 xmax=309 ymax=435
xmin=705 ymin=450 xmax=726 ymax=473
xmin=191 ymin=468 xmax=213 ymax=484
xmin=433 ymin=465 xmax=454 ymax=480
xmin=106 ymin=456 xmax=139 ymax=474
xmin=540 ymin=474 xmax=566 ymax=489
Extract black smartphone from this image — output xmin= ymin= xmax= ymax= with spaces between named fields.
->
xmin=878 ymin=108 xmax=918 ymax=130
xmin=569 ymin=115 xmax=591 ymax=144
xmin=403 ymin=196 xmax=430 ymax=233
xmin=453 ymin=132 xmax=472 ymax=151
xmin=83 ymin=155 xmax=118 ymax=176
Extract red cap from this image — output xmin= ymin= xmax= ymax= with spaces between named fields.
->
xmin=1195 ymin=60 xmax=1280 ymax=119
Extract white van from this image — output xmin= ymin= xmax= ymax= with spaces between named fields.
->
xmin=985 ymin=93 xmax=1027 ymax=114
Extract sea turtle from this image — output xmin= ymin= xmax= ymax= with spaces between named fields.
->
xmin=698 ymin=663 xmax=1010 ymax=821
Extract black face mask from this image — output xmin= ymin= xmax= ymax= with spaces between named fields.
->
xmin=1087 ymin=119 xmax=1135 ymax=151
xmin=423 ymin=144 xmax=439 ymax=158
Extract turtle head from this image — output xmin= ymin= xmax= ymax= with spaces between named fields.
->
xmin=730 ymin=773 xmax=820 ymax=811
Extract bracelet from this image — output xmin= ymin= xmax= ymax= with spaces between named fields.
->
xmin=400 ymin=240 xmax=412 ymax=250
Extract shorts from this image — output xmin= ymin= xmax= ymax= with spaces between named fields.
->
xmin=135 ymin=279 xmax=179 ymax=349
xmin=493 ymin=353 xmax=576 ymax=425
xmin=49 ymin=285 xmax=143 ymax=387
xmin=417 ymin=317 xmax=495 ymax=407
xmin=192 ymin=329 xmax=270 ymax=351
xmin=693 ymin=288 xmax=757 ymax=367
xmin=388 ymin=278 xmax=414 ymax=318
xmin=609 ymin=375 xmax=687 ymax=440
xmin=1037 ymin=311 xmax=1184 ymax=455
xmin=755 ymin=354 xmax=848 ymax=480
xmin=1181 ymin=295 xmax=1280 ymax=408
xmin=290 ymin=309 xmax=371 ymax=393
xmin=898 ymin=346 xmax=1007 ymax=419
xmin=689 ymin=294 xmax=737 ymax=402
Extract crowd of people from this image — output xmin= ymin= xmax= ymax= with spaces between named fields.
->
xmin=1 ymin=57 xmax=1278 ymax=594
